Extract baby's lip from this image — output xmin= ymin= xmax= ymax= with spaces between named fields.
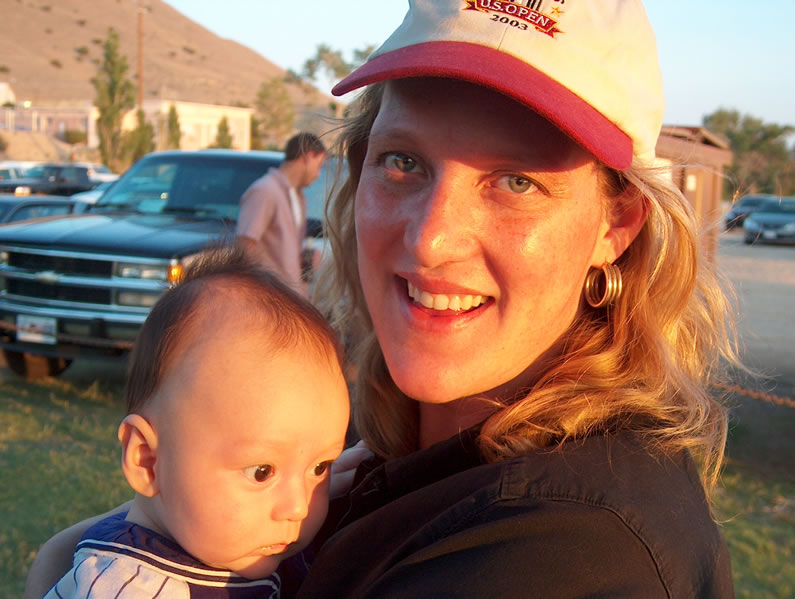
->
xmin=260 ymin=543 xmax=291 ymax=556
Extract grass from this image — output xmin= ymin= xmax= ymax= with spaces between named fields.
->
xmin=0 ymin=367 xmax=132 ymax=598
xmin=1 ymin=367 xmax=793 ymax=597
xmin=714 ymin=388 xmax=795 ymax=598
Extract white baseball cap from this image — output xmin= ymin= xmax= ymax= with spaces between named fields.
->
xmin=332 ymin=0 xmax=665 ymax=170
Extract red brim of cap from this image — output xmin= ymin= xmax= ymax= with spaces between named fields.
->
xmin=332 ymin=41 xmax=632 ymax=170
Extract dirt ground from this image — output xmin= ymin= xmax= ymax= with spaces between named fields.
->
xmin=0 ymin=130 xmax=98 ymax=162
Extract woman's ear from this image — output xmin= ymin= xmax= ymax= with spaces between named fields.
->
xmin=594 ymin=187 xmax=648 ymax=266
xmin=118 ymin=414 xmax=159 ymax=498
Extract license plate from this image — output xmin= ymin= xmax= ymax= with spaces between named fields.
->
xmin=16 ymin=315 xmax=57 ymax=344
xmin=762 ymin=230 xmax=777 ymax=240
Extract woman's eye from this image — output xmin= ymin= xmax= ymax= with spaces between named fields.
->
xmin=243 ymin=464 xmax=274 ymax=483
xmin=313 ymin=461 xmax=332 ymax=477
xmin=383 ymin=152 xmax=416 ymax=173
xmin=496 ymin=174 xmax=538 ymax=194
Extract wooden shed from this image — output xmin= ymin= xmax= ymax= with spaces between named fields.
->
xmin=655 ymin=126 xmax=733 ymax=258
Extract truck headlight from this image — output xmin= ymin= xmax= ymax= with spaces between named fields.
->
xmin=115 ymin=258 xmax=191 ymax=283
xmin=782 ymin=222 xmax=795 ymax=233
xmin=116 ymin=291 xmax=163 ymax=307
xmin=743 ymin=218 xmax=760 ymax=231
xmin=115 ymin=262 xmax=170 ymax=281
xmin=0 ymin=251 xmax=8 ymax=266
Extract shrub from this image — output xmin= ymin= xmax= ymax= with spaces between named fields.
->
xmin=60 ymin=129 xmax=87 ymax=145
xmin=0 ymin=134 xmax=7 ymax=153
xmin=76 ymin=19 xmax=86 ymax=26
xmin=0 ymin=65 xmax=9 ymax=74
xmin=50 ymin=59 xmax=62 ymax=69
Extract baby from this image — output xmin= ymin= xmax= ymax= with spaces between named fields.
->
xmin=45 ymin=246 xmax=350 ymax=598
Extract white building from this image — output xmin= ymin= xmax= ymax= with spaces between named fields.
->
xmin=94 ymin=99 xmax=253 ymax=151
xmin=0 ymin=83 xmax=15 ymax=106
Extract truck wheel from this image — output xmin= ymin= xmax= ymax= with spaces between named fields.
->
xmin=2 ymin=350 xmax=72 ymax=380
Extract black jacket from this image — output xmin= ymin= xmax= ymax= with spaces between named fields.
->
xmin=294 ymin=429 xmax=733 ymax=598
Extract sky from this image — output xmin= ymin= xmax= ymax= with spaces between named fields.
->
xmin=163 ymin=0 xmax=795 ymax=128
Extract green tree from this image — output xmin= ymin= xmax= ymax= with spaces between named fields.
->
xmin=703 ymin=109 xmax=795 ymax=196
xmin=211 ymin=116 xmax=234 ymax=149
xmin=249 ymin=116 xmax=265 ymax=150
xmin=0 ymin=133 xmax=7 ymax=154
xmin=166 ymin=104 xmax=181 ymax=150
xmin=254 ymin=77 xmax=295 ymax=148
xmin=122 ymin=109 xmax=155 ymax=166
xmin=301 ymin=43 xmax=375 ymax=83
xmin=93 ymin=28 xmax=135 ymax=172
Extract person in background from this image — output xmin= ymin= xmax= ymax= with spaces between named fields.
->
xmin=236 ymin=132 xmax=326 ymax=296
xmin=25 ymin=1 xmax=741 ymax=597
xmin=43 ymin=247 xmax=349 ymax=598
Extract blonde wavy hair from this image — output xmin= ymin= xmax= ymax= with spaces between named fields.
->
xmin=315 ymin=82 xmax=740 ymax=492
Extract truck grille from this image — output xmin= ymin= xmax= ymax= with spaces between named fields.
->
xmin=0 ymin=248 xmax=168 ymax=310
xmin=8 ymin=252 xmax=112 ymax=277
xmin=7 ymin=280 xmax=112 ymax=304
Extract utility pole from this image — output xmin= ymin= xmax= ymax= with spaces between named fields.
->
xmin=137 ymin=0 xmax=144 ymax=108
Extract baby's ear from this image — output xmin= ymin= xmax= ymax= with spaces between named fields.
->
xmin=118 ymin=414 xmax=159 ymax=497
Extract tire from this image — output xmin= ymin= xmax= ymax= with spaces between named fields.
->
xmin=744 ymin=235 xmax=755 ymax=245
xmin=2 ymin=350 xmax=72 ymax=380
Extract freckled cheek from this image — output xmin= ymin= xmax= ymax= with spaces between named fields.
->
xmin=355 ymin=181 xmax=404 ymax=250
xmin=493 ymin=216 xmax=591 ymax=291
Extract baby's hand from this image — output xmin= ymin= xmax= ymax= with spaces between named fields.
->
xmin=329 ymin=441 xmax=373 ymax=498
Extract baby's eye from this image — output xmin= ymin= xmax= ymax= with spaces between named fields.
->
xmin=495 ymin=174 xmax=539 ymax=194
xmin=243 ymin=464 xmax=274 ymax=483
xmin=383 ymin=152 xmax=417 ymax=173
xmin=313 ymin=461 xmax=333 ymax=477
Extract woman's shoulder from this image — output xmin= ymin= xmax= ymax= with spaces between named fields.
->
xmin=448 ymin=432 xmax=732 ymax=598
xmin=312 ymin=431 xmax=732 ymax=598
xmin=496 ymin=431 xmax=704 ymax=508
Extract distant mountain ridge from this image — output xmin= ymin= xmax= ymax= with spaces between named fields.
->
xmin=0 ymin=0 xmax=327 ymax=109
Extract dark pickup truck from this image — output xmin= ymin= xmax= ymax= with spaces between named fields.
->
xmin=0 ymin=163 xmax=107 ymax=196
xmin=0 ymin=149 xmax=309 ymax=379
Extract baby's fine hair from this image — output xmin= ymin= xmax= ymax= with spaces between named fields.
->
xmin=124 ymin=244 xmax=344 ymax=414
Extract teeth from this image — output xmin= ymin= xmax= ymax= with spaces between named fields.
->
xmin=407 ymin=282 xmax=488 ymax=312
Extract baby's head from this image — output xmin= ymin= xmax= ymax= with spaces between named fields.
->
xmin=118 ymin=246 xmax=350 ymax=579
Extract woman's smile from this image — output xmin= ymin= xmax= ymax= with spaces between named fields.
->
xmin=406 ymin=280 xmax=490 ymax=312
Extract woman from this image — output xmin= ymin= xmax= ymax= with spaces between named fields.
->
xmin=26 ymin=1 xmax=738 ymax=597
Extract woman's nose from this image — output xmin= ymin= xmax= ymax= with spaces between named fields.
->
xmin=272 ymin=477 xmax=310 ymax=522
xmin=403 ymin=171 xmax=478 ymax=268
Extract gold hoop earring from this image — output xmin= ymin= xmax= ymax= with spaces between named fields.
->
xmin=584 ymin=263 xmax=623 ymax=308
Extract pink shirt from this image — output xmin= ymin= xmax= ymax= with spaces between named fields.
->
xmin=236 ymin=168 xmax=307 ymax=295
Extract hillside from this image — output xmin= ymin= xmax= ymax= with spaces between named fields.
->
xmin=0 ymin=0 xmax=329 ymax=109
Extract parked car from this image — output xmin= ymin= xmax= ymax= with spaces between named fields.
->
xmin=0 ymin=166 xmax=24 ymax=181
xmin=725 ymin=194 xmax=772 ymax=230
xmin=0 ymin=160 xmax=43 ymax=176
xmin=743 ymin=196 xmax=795 ymax=245
xmin=0 ymin=163 xmax=103 ymax=196
xmin=70 ymin=180 xmax=115 ymax=204
xmin=0 ymin=195 xmax=87 ymax=224
xmin=0 ymin=149 xmax=296 ymax=379
xmin=72 ymin=162 xmax=120 ymax=183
